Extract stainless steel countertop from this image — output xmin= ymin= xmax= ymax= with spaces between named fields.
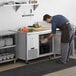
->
xmin=0 ymin=30 xmax=17 ymax=36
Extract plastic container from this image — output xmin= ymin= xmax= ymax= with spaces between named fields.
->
xmin=5 ymin=38 xmax=13 ymax=46
xmin=0 ymin=39 xmax=5 ymax=47
xmin=2 ymin=54 xmax=7 ymax=60
xmin=0 ymin=55 xmax=3 ymax=61
xmin=6 ymin=53 xmax=14 ymax=59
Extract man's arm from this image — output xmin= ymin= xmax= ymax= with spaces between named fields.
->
xmin=48 ymin=21 xmax=56 ymax=39
xmin=48 ymin=34 xmax=55 ymax=39
xmin=43 ymin=34 xmax=55 ymax=43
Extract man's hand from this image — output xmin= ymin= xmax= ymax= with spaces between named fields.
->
xmin=41 ymin=38 xmax=48 ymax=44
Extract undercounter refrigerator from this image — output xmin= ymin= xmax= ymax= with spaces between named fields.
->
xmin=17 ymin=30 xmax=56 ymax=63
xmin=39 ymin=32 xmax=55 ymax=58
xmin=39 ymin=33 xmax=52 ymax=55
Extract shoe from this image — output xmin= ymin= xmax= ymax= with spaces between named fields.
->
xmin=56 ymin=60 xmax=67 ymax=64
xmin=66 ymin=59 xmax=69 ymax=62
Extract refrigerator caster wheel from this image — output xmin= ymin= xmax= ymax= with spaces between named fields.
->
xmin=14 ymin=59 xmax=16 ymax=64
xmin=49 ymin=56 xmax=51 ymax=60
xmin=25 ymin=61 xmax=29 ymax=64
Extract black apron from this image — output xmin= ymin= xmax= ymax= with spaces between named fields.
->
xmin=59 ymin=23 xmax=71 ymax=43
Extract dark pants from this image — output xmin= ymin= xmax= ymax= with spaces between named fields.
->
xmin=59 ymin=23 xmax=73 ymax=63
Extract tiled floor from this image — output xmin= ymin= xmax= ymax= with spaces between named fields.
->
xmin=0 ymin=56 xmax=76 ymax=76
xmin=44 ymin=66 xmax=76 ymax=76
xmin=44 ymin=56 xmax=76 ymax=76
xmin=0 ymin=61 xmax=26 ymax=72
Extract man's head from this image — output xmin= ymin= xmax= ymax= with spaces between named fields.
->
xmin=43 ymin=14 xmax=52 ymax=23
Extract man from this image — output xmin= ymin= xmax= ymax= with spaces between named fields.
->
xmin=43 ymin=14 xmax=73 ymax=64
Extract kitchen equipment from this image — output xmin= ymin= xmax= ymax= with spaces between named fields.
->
xmin=6 ymin=53 xmax=15 ymax=59
xmin=17 ymin=30 xmax=54 ymax=63
xmin=0 ymin=53 xmax=15 ymax=61
xmin=17 ymin=32 xmax=39 ymax=61
xmin=0 ymin=39 xmax=5 ymax=47
xmin=10 ymin=53 xmax=14 ymax=59
xmin=1 ymin=54 xmax=7 ymax=60
xmin=5 ymin=38 xmax=13 ymax=46
xmin=39 ymin=33 xmax=52 ymax=55
xmin=33 ymin=27 xmax=50 ymax=31
xmin=0 ymin=31 xmax=16 ymax=64
xmin=0 ymin=55 xmax=3 ymax=61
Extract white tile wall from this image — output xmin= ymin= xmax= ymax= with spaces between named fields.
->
xmin=0 ymin=0 xmax=76 ymax=30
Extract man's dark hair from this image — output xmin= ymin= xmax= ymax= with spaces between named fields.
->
xmin=43 ymin=14 xmax=51 ymax=21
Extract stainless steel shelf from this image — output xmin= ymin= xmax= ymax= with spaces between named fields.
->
xmin=0 ymin=31 xmax=17 ymax=64
xmin=3 ymin=3 xmax=39 ymax=7
xmin=0 ymin=45 xmax=16 ymax=50
xmin=0 ymin=31 xmax=16 ymax=36
xmin=39 ymin=53 xmax=54 ymax=57
xmin=0 ymin=2 xmax=39 ymax=12
xmin=0 ymin=58 xmax=16 ymax=64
